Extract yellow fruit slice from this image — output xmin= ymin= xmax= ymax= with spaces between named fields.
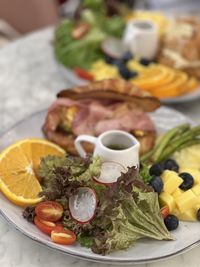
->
xmin=0 ymin=138 xmax=65 ymax=206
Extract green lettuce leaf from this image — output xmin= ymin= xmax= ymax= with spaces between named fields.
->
xmin=54 ymin=19 xmax=105 ymax=69
xmin=92 ymin=192 xmax=173 ymax=254
xmin=54 ymin=4 xmax=125 ymax=70
xmin=77 ymin=234 xmax=94 ymax=248
xmin=38 ymin=154 xmax=102 ymax=201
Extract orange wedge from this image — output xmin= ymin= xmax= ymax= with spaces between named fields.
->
xmin=0 ymin=138 xmax=65 ymax=206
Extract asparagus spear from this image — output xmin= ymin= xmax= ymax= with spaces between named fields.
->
xmin=141 ymin=124 xmax=200 ymax=164
xmin=141 ymin=124 xmax=190 ymax=163
xmin=157 ymin=126 xmax=200 ymax=162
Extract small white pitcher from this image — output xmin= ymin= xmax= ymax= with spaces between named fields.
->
xmin=123 ymin=19 xmax=159 ymax=60
xmin=75 ymin=130 xmax=140 ymax=168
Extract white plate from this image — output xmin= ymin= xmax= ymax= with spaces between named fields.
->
xmin=162 ymin=86 xmax=200 ymax=104
xmin=0 ymin=107 xmax=199 ymax=265
xmin=58 ymin=63 xmax=200 ymax=104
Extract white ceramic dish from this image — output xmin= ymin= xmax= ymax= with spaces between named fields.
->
xmin=0 ymin=107 xmax=199 ymax=265
xmin=58 ymin=63 xmax=200 ymax=104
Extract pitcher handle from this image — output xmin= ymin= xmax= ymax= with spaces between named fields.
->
xmin=75 ymin=135 xmax=97 ymax=158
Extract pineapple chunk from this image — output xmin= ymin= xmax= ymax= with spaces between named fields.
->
xmin=161 ymin=170 xmax=183 ymax=194
xmin=172 ymin=188 xmax=184 ymax=198
xmin=196 ymin=203 xmax=200 ymax=209
xmin=179 ymin=209 xmax=197 ymax=222
xmin=192 ymin=184 xmax=200 ymax=196
xmin=172 ymin=206 xmax=181 ymax=217
xmin=175 ymin=189 xmax=198 ymax=213
xmin=196 ymin=197 xmax=200 ymax=205
xmin=179 ymin=168 xmax=200 ymax=185
xmin=159 ymin=192 xmax=175 ymax=212
xmin=161 ymin=170 xmax=171 ymax=183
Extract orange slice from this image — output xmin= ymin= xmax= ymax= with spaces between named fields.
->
xmin=0 ymin=138 xmax=65 ymax=206
xmin=131 ymin=66 xmax=173 ymax=89
xmin=186 ymin=77 xmax=199 ymax=93
xmin=149 ymin=71 xmax=188 ymax=98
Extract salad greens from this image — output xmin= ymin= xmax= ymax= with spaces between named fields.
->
xmin=54 ymin=0 xmax=125 ymax=69
xmin=38 ymin=154 xmax=172 ymax=255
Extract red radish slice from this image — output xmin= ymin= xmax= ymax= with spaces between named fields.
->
xmin=69 ymin=187 xmax=97 ymax=224
xmin=94 ymin=161 xmax=126 ymax=185
xmin=101 ymin=37 xmax=125 ymax=59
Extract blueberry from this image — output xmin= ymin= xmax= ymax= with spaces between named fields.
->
xmin=179 ymin=172 xmax=194 ymax=190
xmin=197 ymin=209 xmax=200 ymax=221
xmin=149 ymin=163 xmax=164 ymax=176
xmin=122 ymin=51 xmax=133 ymax=62
xmin=112 ymin=59 xmax=124 ymax=67
xmin=118 ymin=64 xmax=132 ymax=80
xmin=149 ymin=176 xmax=163 ymax=194
xmin=139 ymin=58 xmax=151 ymax=66
xmin=164 ymin=214 xmax=179 ymax=231
xmin=163 ymin=159 xmax=179 ymax=172
xmin=128 ymin=70 xmax=138 ymax=79
xmin=105 ymin=55 xmax=115 ymax=64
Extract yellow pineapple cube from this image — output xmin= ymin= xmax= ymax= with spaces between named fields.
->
xmin=161 ymin=170 xmax=171 ymax=183
xmin=196 ymin=203 xmax=200 ymax=209
xmin=159 ymin=192 xmax=175 ymax=212
xmin=172 ymin=188 xmax=184 ymax=198
xmin=172 ymin=206 xmax=181 ymax=217
xmin=179 ymin=168 xmax=200 ymax=185
xmin=192 ymin=184 xmax=200 ymax=196
xmin=196 ymin=197 xmax=200 ymax=205
xmin=175 ymin=189 xmax=198 ymax=213
xmin=179 ymin=209 xmax=197 ymax=222
xmin=161 ymin=170 xmax=183 ymax=194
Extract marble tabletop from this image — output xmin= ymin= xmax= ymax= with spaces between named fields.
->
xmin=0 ymin=28 xmax=199 ymax=267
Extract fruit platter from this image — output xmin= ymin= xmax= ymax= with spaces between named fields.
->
xmin=0 ymin=79 xmax=200 ymax=264
xmin=54 ymin=0 xmax=200 ymax=103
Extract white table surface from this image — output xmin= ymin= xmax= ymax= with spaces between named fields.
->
xmin=0 ymin=28 xmax=199 ymax=267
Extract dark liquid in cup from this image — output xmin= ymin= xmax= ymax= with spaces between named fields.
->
xmin=106 ymin=144 xmax=128 ymax=150
xmin=133 ymin=22 xmax=152 ymax=30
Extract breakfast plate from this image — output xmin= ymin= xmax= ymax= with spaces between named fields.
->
xmin=54 ymin=2 xmax=200 ymax=104
xmin=0 ymin=107 xmax=199 ymax=265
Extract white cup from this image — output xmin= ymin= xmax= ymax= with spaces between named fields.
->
xmin=75 ymin=130 xmax=140 ymax=168
xmin=123 ymin=19 xmax=158 ymax=60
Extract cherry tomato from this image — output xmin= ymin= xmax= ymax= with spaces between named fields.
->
xmin=34 ymin=216 xmax=57 ymax=235
xmin=51 ymin=228 xmax=76 ymax=245
xmin=72 ymin=23 xmax=90 ymax=39
xmin=35 ymin=201 xmax=63 ymax=222
xmin=74 ymin=67 xmax=94 ymax=81
xmin=55 ymin=222 xmax=64 ymax=231
xmin=161 ymin=205 xmax=170 ymax=219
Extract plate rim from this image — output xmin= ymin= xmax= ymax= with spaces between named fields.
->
xmin=1 ymin=206 xmax=200 ymax=265
xmin=0 ymin=108 xmax=199 ymax=265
